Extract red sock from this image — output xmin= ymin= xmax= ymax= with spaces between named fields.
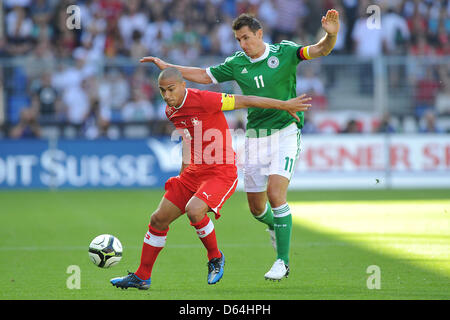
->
xmin=191 ymin=215 xmax=221 ymax=261
xmin=134 ymin=225 xmax=168 ymax=280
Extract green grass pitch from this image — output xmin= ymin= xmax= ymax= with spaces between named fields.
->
xmin=0 ymin=189 xmax=449 ymax=300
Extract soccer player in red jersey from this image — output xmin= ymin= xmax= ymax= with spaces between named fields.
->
xmin=110 ymin=68 xmax=311 ymax=289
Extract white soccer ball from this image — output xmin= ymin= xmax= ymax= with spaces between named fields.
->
xmin=88 ymin=234 xmax=122 ymax=268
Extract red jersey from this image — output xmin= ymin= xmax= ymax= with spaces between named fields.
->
xmin=165 ymin=88 xmax=236 ymax=166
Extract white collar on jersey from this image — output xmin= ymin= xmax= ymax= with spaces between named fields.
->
xmin=174 ymin=89 xmax=188 ymax=109
xmin=246 ymin=42 xmax=270 ymax=63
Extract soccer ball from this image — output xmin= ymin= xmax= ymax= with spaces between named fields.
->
xmin=88 ymin=234 xmax=122 ymax=268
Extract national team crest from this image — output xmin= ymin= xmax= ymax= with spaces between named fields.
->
xmin=191 ymin=117 xmax=200 ymax=126
xmin=167 ymin=106 xmax=174 ymax=116
xmin=268 ymin=56 xmax=279 ymax=69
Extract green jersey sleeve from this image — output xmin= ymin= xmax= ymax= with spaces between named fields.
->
xmin=279 ymin=40 xmax=311 ymax=64
xmin=206 ymin=53 xmax=241 ymax=84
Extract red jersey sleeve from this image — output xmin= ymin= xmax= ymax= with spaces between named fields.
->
xmin=199 ymin=90 xmax=223 ymax=114
xmin=200 ymin=90 xmax=236 ymax=114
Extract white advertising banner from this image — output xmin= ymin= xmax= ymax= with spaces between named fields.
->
xmin=234 ymin=134 xmax=450 ymax=190
xmin=1 ymin=135 xmax=449 ymax=190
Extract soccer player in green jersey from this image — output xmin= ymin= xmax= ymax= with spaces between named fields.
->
xmin=141 ymin=9 xmax=340 ymax=281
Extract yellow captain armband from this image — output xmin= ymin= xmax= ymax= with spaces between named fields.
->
xmin=221 ymin=93 xmax=235 ymax=111
xmin=298 ymin=46 xmax=312 ymax=60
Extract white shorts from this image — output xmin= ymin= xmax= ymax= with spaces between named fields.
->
xmin=243 ymin=123 xmax=301 ymax=193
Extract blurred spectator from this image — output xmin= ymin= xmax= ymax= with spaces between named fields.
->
xmin=30 ymin=0 xmax=54 ymax=41
xmin=382 ymin=5 xmax=410 ymax=55
xmin=405 ymin=1 xmax=428 ymax=36
xmin=0 ymin=0 xmax=445 ymax=66
xmin=297 ymin=67 xmax=325 ymax=96
xmin=435 ymin=66 xmax=450 ymax=115
xmin=168 ymin=42 xmax=200 ymax=66
xmin=301 ymin=111 xmax=319 ymax=134
xmin=51 ymin=57 xmax=92 ymax=92
xmin=419 ymin=110 xmax=444 ymax=133
xmin=52 ymin=0 xmax=81 ymax=58
xmin=427 ymin=2 xmax=447 ymax=35
xmin=72 ymin=38 xmax=104 ymax=76
xmin=435 ymin=88 xmax=450 ymax=116
xmin=122 ymin=89 xmax=155 ymax=122
xmin=236 ymin=0 xmax=260 ymax=16
xmin=303 ymin=0 xmax=323 ymax=38
xmin=341 ymin=119 xmax=362 ymax=133
xmin=130 ymin=67 xmax=155 ymax=101
xmin=24 ymin=39 xmax=56 ymax=80
xmin=98 ymin=69 xmax=130 ymax=111
xmin=409 ymin=34 xmax=435 ymax=56
xmin=435 ymin=22 xmax=450 ymax=56
xmin=415 ymin=67 xmax=440 ymax=109
xmin=215 ymin=15 xmax=239 ymax=56
xmin=118 ymin=0 xmax=148 ymax=50
xmin=32 ymin=73 xmax=61 ymax=122
xmin=0 ymin=37 xmax=11 ymax=58
xmin=5 ymin=6 xmax=34 ymax=55
xmin=272 ymin=0 xmax=305 ymax=43
xmin=258 ymin=0 xmax=278 ymax=34
xmin=382 ymin=4 xmax=411 ymax=89
xmin=104 ymin=18 xmax=128 ymax=58
xmin=0 ymin=0 xmax=449 ymax=138
xmin=142 ymin=12 xmax=173 ymax=56
xmin=375 ymin=112 xmax=397 ymax=133
xmin=98 ymin=0 xmax=123 ymax=22
xmin=80 ymin=2 xmax=107 ymax=44
xmin=296 ymin=67 xmax=328 ymax=110
xmin=4 ymin=0 xmax=32 ymax=8
xmin=352 ymin=7 xmax=384 ymax=94
xmin=83 ymin=100 xmax=110 ymax=139
xmin=351 ymin=8 xmax=384 ymax=57
xmin=9 ymin=107 xmax=41 ymax=139
xmin=56 ymin=29 xmax=78 ymax=59
xmin=61 ymin=79 xmax=90 ymax=125
xmin=129 ymin=30 xmax=148 ymax=60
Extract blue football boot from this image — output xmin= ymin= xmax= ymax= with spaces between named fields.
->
xmin=207 ymin=251 xmax=225 ymax=285
xmin=110 ymin=272 xmax=151 ymax=290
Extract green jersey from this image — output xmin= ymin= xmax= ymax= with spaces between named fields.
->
xmin=207 ymin=41 xmax=310 ymax=136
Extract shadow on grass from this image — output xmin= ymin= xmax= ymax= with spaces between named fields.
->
xmin=211 ymin=191 xmax=450 ymax=300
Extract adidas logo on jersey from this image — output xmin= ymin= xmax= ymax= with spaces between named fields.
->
xmin=241 ymin=68 xmax=248 ymax=74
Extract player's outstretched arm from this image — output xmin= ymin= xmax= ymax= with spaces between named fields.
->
xmin=140 ymin=56 xmax=212 ymax=84
xmin=307 ymin=9 xmax=339 ymax=58
xmin=233 ymin=94 xmax=312 ymax=122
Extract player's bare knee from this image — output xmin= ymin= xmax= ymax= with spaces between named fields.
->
xmin=247 ymin=193 xmax=267 ymax=215
xmin=185 ymin=207 xmax=202 ymax=223
xmin=267 ymin=188 xmax=286 ymax=208
xmin=248 ymin=201 xmax=266 ymax=216
xmin=185 ymin=203 xmax=205 ymax=223
xmin=150 ymin=211 xmax=169 ymax=230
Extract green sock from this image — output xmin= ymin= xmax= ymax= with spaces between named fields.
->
xmin=273 ymin=203 xmax=292 ymax=265
xmin=253 ymin=202 xmax=274 ymax=230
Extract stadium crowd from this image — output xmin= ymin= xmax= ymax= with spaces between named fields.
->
xmin=1 ymin=0 xmax=449 ymax=138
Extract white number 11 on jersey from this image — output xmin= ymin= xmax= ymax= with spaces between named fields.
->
xmin=254 ymin=75 xmax=265 ymax=88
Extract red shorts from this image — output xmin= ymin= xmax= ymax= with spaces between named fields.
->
xmin=164 ymin=164 xmax=238 ymax=219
